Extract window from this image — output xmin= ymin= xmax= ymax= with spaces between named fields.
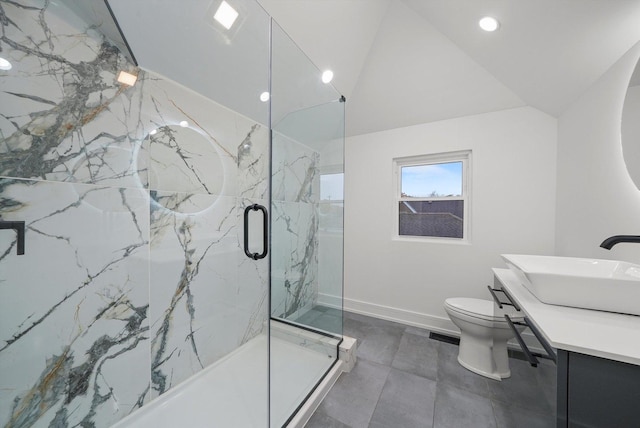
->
xmin=320 ymin=172 xmax=344 ymax=202
xmin=394 ymin=151 xmax=470 ymax=240
xmin=319 ymin=171 xmax=344 ymax=232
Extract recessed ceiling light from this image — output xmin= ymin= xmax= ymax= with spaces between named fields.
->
xmin=321 ymin=70 xmax=334 ymax=84
xmin=117 ymin=70 xmax=138 ymax=86
xmin=214 ymin=1 xmax=239 ymax=30
xmin=260 ymin=91 xmax=270 ymax=102
xmin=179 ymin=120 xmax=189 ymax=127
xmin=479 ymin=16 xmax=500 ymax=32
xmin=0 ymin=57 xmax=13 ymax=71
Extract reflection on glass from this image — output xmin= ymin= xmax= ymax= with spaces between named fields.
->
xmin=145 ymin=125 xmax=225 ymax=197
xmin=108 ymin=0 xmax=270 ymax=126
xmin=0 ymin=57 xmax=13 ymax=70
xmin=213 ymin=1 xmax=239 ymax=29
xmin=117 ymin=70 xmax=138 ymax=86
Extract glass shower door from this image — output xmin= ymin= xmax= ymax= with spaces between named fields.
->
xmin=1 ymin=0 xmax=272 ymax=427
xmin=269 ymin=21 xmax=345 ymax=427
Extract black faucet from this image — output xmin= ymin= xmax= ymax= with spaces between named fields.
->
xmin=600 ymin=235 xmax=640 ymax=250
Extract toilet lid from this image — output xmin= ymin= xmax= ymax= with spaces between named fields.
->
xmin=445 ymin=298 xmax=523 ymax=322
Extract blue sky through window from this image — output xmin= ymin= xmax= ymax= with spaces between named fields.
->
xmin=401 ymin=162 xmax=462 ymax=197
xmin=321 ymin=173 xmax=344 ymax=200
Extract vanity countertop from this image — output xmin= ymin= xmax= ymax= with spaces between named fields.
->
xmin=494 ymin=268 xmax=640 ymax=366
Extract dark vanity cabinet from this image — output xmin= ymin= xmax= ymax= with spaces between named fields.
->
xmin=556 ymin=350 xmax=640 ymax=428
xmin=491 ymin=270 xmax=640 ymax=428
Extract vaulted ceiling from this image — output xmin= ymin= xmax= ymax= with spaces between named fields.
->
xmin=258 ymin=0 xmax=640 ymax=136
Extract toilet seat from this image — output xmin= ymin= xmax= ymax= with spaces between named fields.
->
xmin=444 ymin=298 xmax=523 ymax=322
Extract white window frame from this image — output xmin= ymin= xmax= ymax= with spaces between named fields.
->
xmin=393 ymin=150 xmax=471 ymax=243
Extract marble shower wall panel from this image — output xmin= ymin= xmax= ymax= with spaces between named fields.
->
xmin=149 ymin=191 xmax=236 ymax=397
xmin=237 ymin=197 xmax=270 ymax=342
xmin=0 ymin=0 xmax=270 ymax=195
xmin=271 ymin=133 xmax=321 ymax=320
xmin=0 ymin=0 xmax=146 ymax=188
xmin=140 ymin=75 xmax=270 ymax=200
xmin=238 ymin=126 xmax=270 ymax=201
xmin=271 ymin=200 xmax=319 ymax=320
xmin=0 ymin=178 xmax=150 ymax=427
xmin=271 ymin=132 xmax=320 ymax=203
xmin=0 ymin=0 xmax=271 ymax=425
xmin=148 ymin=193 xmax=266 ymax=398
xmin=142 ymin=77 xmax=270 ymax=398
xmin=236 ymin=254 xmax=270 ymax=342
xmin=140 ymin=76 xmax=270 ymax=377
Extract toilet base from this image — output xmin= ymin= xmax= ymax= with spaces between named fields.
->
xmin=457 ymin=333 xmax=513 ymax=381
xmin=444 ymin=297 xmax=523 ymax=382
xmin=457 ymin=355 xmax=510 ymax=381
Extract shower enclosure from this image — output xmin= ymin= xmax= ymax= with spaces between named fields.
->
xmin=0 ymin=0 xmax=344 ymax=426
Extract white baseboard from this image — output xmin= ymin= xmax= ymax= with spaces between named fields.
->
xmin=343 ymin=297 xmax=545 ymax=354
xmin=344 ymin=297 xmax=459 ymax=335
xmin=317 ymin=292 xmax=343 ymax=310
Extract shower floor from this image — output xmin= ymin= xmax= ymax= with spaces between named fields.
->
xmin=112 ymin=331 xmax=338 ymax=428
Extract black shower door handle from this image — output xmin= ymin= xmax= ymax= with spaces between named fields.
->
xmin=243 ymin=204 xmax=268 ymax=260
xmin=0 ymin=221 xmax=25 ymax=255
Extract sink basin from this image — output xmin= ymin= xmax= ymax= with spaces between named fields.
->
xmin=501 ymin=254 xmax=640 ymax=316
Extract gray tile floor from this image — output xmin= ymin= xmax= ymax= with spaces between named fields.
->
xmin=295 ymin=305 xmax=344 ymax=335
xmin=306 ymin=311 xmax=556 ymax=428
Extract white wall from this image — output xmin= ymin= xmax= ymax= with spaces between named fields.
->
xmin=556 ymin=41 xmax=640 ymax=262
xmin=344 ymin=106 xmax=557 ymax=332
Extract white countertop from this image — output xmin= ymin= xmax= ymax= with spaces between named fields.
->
xmin=493 ymin=268 xmax=640 ymax=366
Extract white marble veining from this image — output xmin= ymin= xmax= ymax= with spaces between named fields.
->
xmin=271 ymin=132 xmax=320 ymax=203
xmin=0 ymin=178 xmax=151 ymax=426
xmin=0 ymin=1 xmax=270 ymax=426
xmin=149 ymin=193 xmax=237 ymax=397
xmin=140 ymin=74 xmax=270 ymax=199
xmin=0 ymin=1 xmax=145 ymax=187
xmin=0 ymin=1 xmax=342 ymax=426
xmin=494 ymin=268 xmax=640 ymax=366
xmin=271 ymin=201 xmax=319 ymax=320
xmin=270 ymin=132 xmax=321 ymax=320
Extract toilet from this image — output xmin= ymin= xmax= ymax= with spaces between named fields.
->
xmin=444 ymin=297 xmax=524 ymax=381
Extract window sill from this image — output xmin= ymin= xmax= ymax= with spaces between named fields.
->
xmin=392 ymin=235 xmax=472 ymax=245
